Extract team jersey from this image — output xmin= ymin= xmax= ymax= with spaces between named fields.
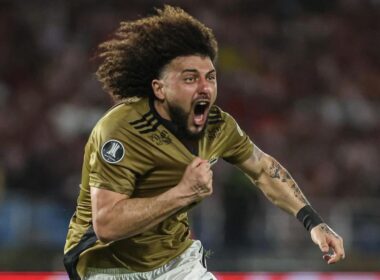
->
xmin=63 ymin=97 xmax=254 ymax=279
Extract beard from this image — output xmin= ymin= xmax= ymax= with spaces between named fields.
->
xmin=168 ymin=103 xmax=207 ymax=141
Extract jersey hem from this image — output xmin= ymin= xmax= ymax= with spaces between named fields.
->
xmin=89 ymin=180 xmax=134 ymax=196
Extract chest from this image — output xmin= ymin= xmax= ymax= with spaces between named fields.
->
xmin=132 ymin=127 xmax=224 ymax=197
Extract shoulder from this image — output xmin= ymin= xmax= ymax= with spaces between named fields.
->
xmin=87 ymin=98 xmax=149 ymax=164
xmin=208 ymin=105 xmax=231 ymax=124
xmin=208 ymin=105 xmax=240 ymax=128
xmin=85 ymin=98 xmax=151 ymax=157
xmin=92 ymin=97 xmax=147 ymax=139
xmin=204 ymin=105 xmax=245 ymax=142
xmin=208 ymin=105 xmax=250 ymax=143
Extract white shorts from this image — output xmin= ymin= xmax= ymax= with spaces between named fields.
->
xmin=83 ymin=240 xmax=217 ymax=280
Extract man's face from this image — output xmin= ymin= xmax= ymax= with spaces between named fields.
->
xmin=153 ymin=55 xmax=217 ymax=139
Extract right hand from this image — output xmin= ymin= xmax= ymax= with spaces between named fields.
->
xmin=311 ymin=223 xmax=345 ymax=264
xmin=177 ymin=157 xmax=213 ymax=203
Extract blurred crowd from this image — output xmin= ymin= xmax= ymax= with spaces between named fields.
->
xmin=0 ymin=0 xmax=379 ymax=271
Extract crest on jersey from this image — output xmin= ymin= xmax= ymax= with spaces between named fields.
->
xmin=101 ymin=140 xmax=125 ymax=164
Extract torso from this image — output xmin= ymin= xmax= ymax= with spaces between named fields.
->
xmin=64 ymin=97 xmax=253 ymax=277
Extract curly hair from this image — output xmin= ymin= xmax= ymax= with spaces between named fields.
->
xmin=96 ymin=5 xmax=218 ymax=100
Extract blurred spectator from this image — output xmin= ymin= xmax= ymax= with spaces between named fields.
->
xmin=0 ymin=0 xmax=379 ymax=271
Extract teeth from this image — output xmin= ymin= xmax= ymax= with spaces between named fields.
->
xmin=194 ymin=100 xmax=210 ymax=116
xmin=197 ymin=101 xmax=208 ymax=106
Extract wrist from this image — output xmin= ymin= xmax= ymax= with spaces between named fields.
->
xmin=296 ymin=205 xmax=324 ymax=231
xmin=167 ymin=183 xmax=192 ymax=208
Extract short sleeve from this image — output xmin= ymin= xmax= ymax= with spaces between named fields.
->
xmin=221 ymin=112 xmax=254 ymax=164
xmin=87 ymin=128 xmax=137 ymax=196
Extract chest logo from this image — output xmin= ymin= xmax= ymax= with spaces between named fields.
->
xmin=101 ymin=140 xmax=125 ymax=164
xmin=150 ymin=130 xmax=172 ymax=145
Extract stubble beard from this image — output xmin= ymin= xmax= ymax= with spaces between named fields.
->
xmin=168 ymin=104 xmax=207 ymax=141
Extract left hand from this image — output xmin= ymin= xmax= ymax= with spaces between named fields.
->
xmin=310 ymin=223 xmax=345 ymax=264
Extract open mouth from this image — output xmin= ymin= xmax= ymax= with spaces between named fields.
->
xmin=193 ymin=100 xmax=210 ymax=126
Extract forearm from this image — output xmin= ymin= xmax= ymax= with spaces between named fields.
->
xmin=240 ymin=147 xmax=310 ymax=216
xmin=253 ymin=153 xmax=326 ymax=232
xmin=238 ymin=147 xmax=344 ymax=262
xmin=92 ymin=186 xmax=189 ymax=242
xmin=258 ymin=156 xmax=309 ymax=215
xmin=259 ymin=156 xmax=344 ymax=262
xmin=93 ymin=157 xmax=213 ymax=243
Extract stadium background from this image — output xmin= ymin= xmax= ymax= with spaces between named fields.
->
xmin=0 ymin=0 xmax=379 ymax=278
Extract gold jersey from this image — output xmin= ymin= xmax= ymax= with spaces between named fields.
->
xmin=64 ymin=97 xmax=253 ymax=279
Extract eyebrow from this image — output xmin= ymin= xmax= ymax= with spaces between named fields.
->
xmin=181 ymin=69 xmax=216 ymax=75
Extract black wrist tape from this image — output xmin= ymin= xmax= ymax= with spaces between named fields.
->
xmin=296 ymin=205 xmax=324 ymax=231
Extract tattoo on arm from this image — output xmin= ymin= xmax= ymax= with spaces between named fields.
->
xmin=290 ymin=183 xmax=308 ymax=204
xmin=268 ymin=160 xmax=290 ymax=181
xmin=320 ymin=224 xmax=339 ymax=238
xmin=269 ymin=161 xmax=281 ymax=179
xmin=267 ymin=159 xmax=308 ymax=204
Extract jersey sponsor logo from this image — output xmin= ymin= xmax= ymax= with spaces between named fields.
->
xmin=150 ymin=130 xmax=172 ymax=145
xmin=101 ymin=140 xmax=125 ymax=164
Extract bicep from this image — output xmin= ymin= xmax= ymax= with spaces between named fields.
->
xmin=236 ymin=145 xmax=269 ymax=180
xmin=91 ymin=187 xmax=129 ymax=224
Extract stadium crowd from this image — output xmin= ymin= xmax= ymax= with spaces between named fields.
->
xmin=0 ymin=0 xmax=379 ymax=271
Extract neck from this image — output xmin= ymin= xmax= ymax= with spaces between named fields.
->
xmin=153 ymin=99 xmax=171 ymax=121
xmin=150 ymin=97 xmax=200 ymax=154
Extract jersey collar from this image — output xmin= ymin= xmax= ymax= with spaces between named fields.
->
xmin=148 ymin=97 xmax=200 ymax=155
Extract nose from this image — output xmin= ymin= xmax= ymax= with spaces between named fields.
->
xmin=197 ymin=77 xmax=212 ymax=97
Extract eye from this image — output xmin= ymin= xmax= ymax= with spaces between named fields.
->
xmin=184 ymin=76 xmax=196 ymax=83
xmin=207 ymin=74 xmax=216 ymax=81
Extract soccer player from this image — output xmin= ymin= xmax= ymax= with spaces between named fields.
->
xmin=63 ymin=5 xmax=345 ymax=280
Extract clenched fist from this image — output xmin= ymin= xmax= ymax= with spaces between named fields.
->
xmin=177 ymin=157 xmax=213 ymax=204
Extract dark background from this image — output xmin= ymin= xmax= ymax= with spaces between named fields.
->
xmin=0 ymin=0 xmax=379 ymax=272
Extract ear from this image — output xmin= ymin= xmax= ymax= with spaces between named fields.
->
xmin=151 ymin=79 xmax=165 ymax=101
